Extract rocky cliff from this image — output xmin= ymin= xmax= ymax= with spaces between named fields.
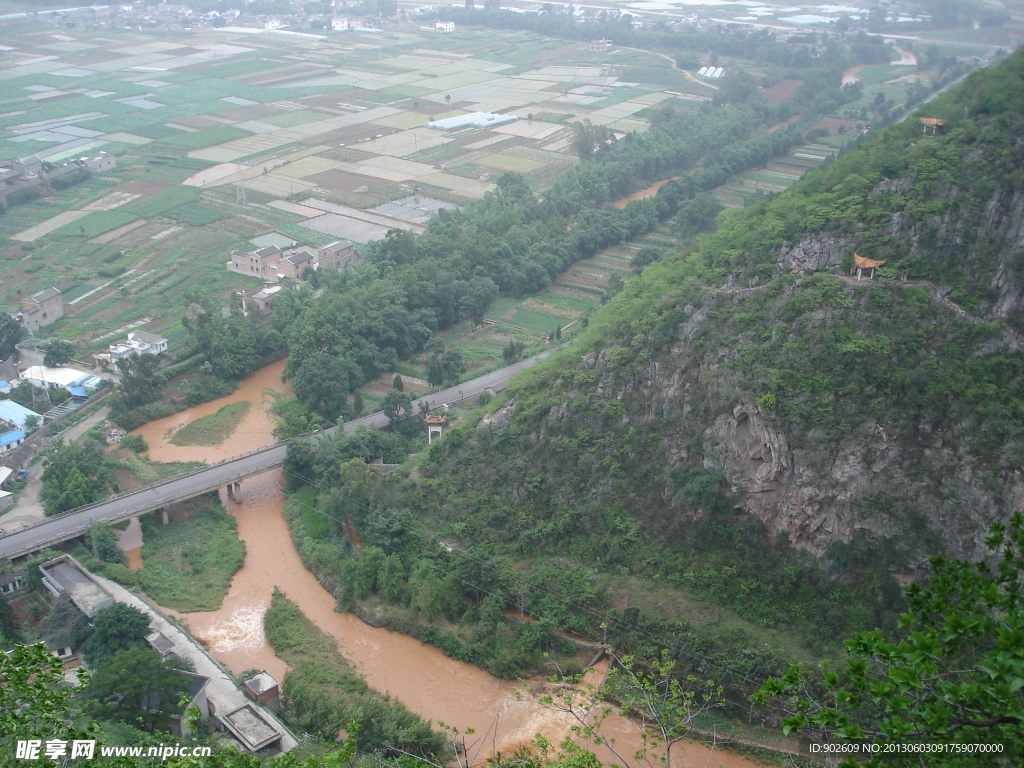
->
xmin=415 ymin=52 xmax=1024 ymax=637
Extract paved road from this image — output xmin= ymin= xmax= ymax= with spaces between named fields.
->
xmin=0 ymin=350 xmax=553 ymax=561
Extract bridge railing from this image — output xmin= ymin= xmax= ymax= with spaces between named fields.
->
xmin=0 ymin=349 xmax=552 ymax=548
xmin=0 ymin=435 xmax=318 ymax=541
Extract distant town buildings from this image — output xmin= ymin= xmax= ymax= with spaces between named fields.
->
xmin=0 ymin=154 xmax=113 ymax=208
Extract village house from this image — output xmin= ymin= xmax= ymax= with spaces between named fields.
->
xmin=228 ymin=244 xmax=319 ymax=282
xmin=105 ymin=331 xmax=168 ymax=362
xmin=318 ymin=240 xmax=360 ymax=272
xmin=331 ymin=17 xmax=349 ymax=30
xmin=80 ymin=151 xmax=116 ymax=173
xmin=435 ymin=20 xmax=455 ymax=32
xmin=0 ymin=399 xmax=42 ymax=430
xmin=275 ymin=246 xmax=317 ymax=281
xmin=228 ymin=245 xmax=281 ymax=280
xmin=0 ymin=428 xmax=26 ymax=455
xmin=16 ymin=287 xmax=63 ymax=333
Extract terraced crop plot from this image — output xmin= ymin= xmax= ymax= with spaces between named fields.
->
xmin=0 ymin=16 xmax=883 ymax=368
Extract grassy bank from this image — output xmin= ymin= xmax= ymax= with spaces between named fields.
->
xmin=263 ymin=589 xmax=451 ymax=760
xmin=169 ymin=401 xmax=251 ymax=446
xmin=138 ymin=502 xmax=245 ymax=611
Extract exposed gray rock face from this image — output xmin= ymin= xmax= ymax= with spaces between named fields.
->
xmin=778 ymin=236 xmax=852 ymax=274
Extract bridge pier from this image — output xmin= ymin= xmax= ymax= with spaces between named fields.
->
xmin=160 ymin=508 xmax=168 ymax=526
xmin=226 ymin=481 xmax=242 ymax=502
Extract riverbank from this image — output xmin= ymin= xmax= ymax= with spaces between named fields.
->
xmin=125 ymin=359 xmax=778 ymax=768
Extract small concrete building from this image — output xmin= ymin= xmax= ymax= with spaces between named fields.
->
xmin=19 ymin=287 xmax=63 ymax=332
xmin=218 ymin=702 xmax=284 ymax=752
xmin=250 ymin=284 xmax=282 ymax=314
xmin=243 ymin=672 xmax=281 ymax=706
xmin=586 ymin=38 xmax=612 ymax=52
xmin=435 ymin=20 xmax=455 ymax=32
xmin=331 ymin=17 xmax=349 ymax=30
xmin=146 ymin=630 xmax=178 ymax=661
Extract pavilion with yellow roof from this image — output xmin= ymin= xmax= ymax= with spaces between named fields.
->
xmin=853 ymin=252 xmax=886 ymax=281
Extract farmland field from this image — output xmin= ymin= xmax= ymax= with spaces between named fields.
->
xmin=0 ymin=11 xmax=969 ymax=371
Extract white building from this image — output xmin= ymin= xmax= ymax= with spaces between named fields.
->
xmin=435 ymin=21 xmax=455 ymax=32
xmin=21 ymin=366 xmax=105 ymax=396
xmin=81 ymin=152 xmax=115 ymax=172
xmin=331 ymin=17 xmax=349 ymax=30
xmin=107 ymin=331 xmax=168 ymax=361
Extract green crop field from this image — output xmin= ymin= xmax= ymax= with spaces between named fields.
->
xmin=122 ymin=186 xmax=198 ymax=218
xmin=48 ymin=211 xmax=139 ymax=241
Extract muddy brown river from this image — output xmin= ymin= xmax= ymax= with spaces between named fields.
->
xmin=127 ymin=362 xmax=766 ymax=768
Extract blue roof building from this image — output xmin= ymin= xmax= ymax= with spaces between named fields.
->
xmin=0 ymin=400 xmax=40 ymax=428
xmin=0 ymin=429 xmax=26 ymax=452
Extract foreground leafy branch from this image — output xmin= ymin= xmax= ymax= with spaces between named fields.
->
xmin=756 ymin=512 xmax=1024 ymax=767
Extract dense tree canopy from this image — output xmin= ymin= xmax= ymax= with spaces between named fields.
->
xmin=40 ymin=438 xmax=117 ymax=516
xmin=756 ymin=513 xmax=1024 ymax=766
xmin=79 ymin=603 xmax=151 ymax=667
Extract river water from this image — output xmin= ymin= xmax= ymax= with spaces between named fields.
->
xmin=127 ymin=361 xmax=765 ymax=768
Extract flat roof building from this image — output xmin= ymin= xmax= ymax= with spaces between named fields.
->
xmin=426 ymin=112 xmax=518 ymax=131
xmin=39 ymin=555 xmax=115 ymax=618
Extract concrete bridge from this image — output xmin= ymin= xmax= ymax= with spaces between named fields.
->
xmin=0 ymin=350 xmax=551 ymax=561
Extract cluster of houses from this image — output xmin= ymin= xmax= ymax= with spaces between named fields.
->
xmin=227 ymin=239 xmax=359 ymax=311
xmin=44 ymin=2 xmax=408 ymax=34
xmin=1 ymin=553 xmax=290 ymax=753
xmin=0 ymin=154 xmax=113 ymax=210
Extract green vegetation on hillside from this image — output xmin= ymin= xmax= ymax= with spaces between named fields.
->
xmin=280 ymin=48 xmax=1024 ymax=735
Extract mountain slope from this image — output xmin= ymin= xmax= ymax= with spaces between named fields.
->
xmin=411 ymin=49 xmax=1024 ymax=640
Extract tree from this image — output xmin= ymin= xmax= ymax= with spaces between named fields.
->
xmin=0 ymin=591 xmax=22 ymax=648
xmin=293 ymin=352 xmax=358 ymax=422
xmin=83 ymin=648 xmax=192 ymax=733
xmin=114 ymin=352 xmax=164 ymax=411
xmin=40 ymin=439 xmax=117 ymax=516
xmin=756 ymin=512 xmax=1024 ymax=766
xmin=79 ymin=603 xmax=151 ymax=667
xmin=1 ymin=644 xmax=100 ymax=761
xmin=392 ymin=374 xmax=404 ymax=392
xmin=43 ymin=340 xmax=74 ymax=367
xmin=90 ymin=522 xmax=127 ymax=565
xmin=381 ymin=389 xmax=414 ymax=426
xmin=572 ymin=118 xmax=613 ymax=161
xmin=503 ymin=341 xmax=525 ymax=365
xmin=538 ymin=651 xmax=724 ymax=768
xmin=0 ymin=313 xmax=23 ymax=360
